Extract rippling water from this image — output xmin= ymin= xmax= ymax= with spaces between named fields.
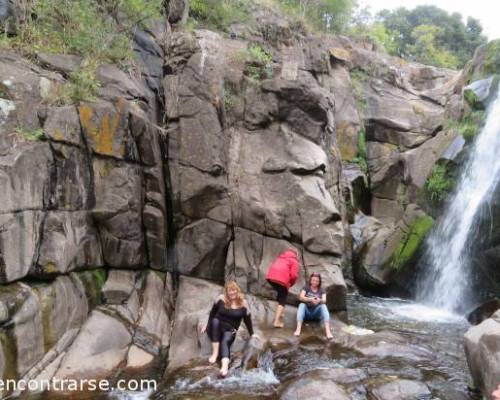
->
xmin=152 ymin=294 xmax=476 ymax=400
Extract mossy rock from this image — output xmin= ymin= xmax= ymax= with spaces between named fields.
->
xmin=390 ymin=216 xmax=434 ymax=270
xmin=483 ymin=40 xmax=500 ymax=77
xmin=73 ymin=269 xmax=107 ymax=309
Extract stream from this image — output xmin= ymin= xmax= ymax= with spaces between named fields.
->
xmin=145 ymin=294 xmax=476 ymax=400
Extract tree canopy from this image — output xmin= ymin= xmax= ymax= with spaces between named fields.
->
xmin=367 ymin=5 xmax=488 ymax=68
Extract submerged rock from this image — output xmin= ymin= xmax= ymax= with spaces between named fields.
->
xmin=280 ymin=369 xmax=352 ymax=400
xmin=369 ymin=379 xmax=431 ymax=400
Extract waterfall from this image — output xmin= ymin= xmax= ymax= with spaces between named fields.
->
xmin=417 ymin=83 xmax=500 ymax=312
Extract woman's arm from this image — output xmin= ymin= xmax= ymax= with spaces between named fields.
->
xmin=321 ymin=293 xmax=327 ymax=305
xmin=298 ymin=289 xmax=312 ymax=303
xmin=242 ymin=301 xmax=255 ymax=336
xmin=201 ymin=295 xmax=223 ymax=333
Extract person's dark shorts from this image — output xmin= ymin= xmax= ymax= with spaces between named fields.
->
xmin=267 ymin=279 xmax=288 ymax=306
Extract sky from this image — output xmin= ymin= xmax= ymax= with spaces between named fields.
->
xmin=359 ymin=0 xmax=500 ymax=40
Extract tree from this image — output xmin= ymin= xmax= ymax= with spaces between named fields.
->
xmin=408 ymin=25 xmax=459 ymax=68
xmin=375 ymin=5 xmax=487 ymax=67
xmin=280 ymin=0 xmax=357 ymax=33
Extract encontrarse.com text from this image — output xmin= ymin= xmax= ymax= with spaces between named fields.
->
xmin=0 ymin=378 xmax=157 ymax=392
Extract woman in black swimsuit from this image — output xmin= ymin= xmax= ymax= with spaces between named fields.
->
xmin=201 ymin=281 xmax=258 ymax=377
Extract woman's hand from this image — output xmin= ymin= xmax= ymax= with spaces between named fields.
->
xmin=199 ymin=323 xmax=207 ymax=334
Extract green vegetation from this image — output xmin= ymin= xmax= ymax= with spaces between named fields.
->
xmin=279 ymin=0 xmax=357 ymax=33
xmin=351 ymin=5 xmax=487 ymax=68
xmin=481 ymin=40 xmax=500 ymax=77
xmin=352 ymin=127 xmax=368 ymax=174
xmin=16 ymin=127 xmax=45 ymax=141
xmin=189 ymin=0 xmax=252 ymax=30
xmin=0 ymin=0 xmax=163 ymax=104
xmin=446 ymin=110 xmax=486 ymax=142
xmin=425 ymin=164 xmax=454 ymax=204
xmin=350 ymin=68 xmax=369 ymax=113
xmin=236 ymin=44 xmax=274 ymax=83
xmin=390 ymin=216 xmax=434 ymax=270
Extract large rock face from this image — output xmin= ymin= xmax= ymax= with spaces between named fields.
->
xmin=0 ymin=0 xmax=483 ymax=393
xmin=464 ymin=310 xmax=500 ymax=397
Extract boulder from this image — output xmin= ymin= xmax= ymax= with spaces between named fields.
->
xmin=464 ymin=76 xmax=497 ymax=109
xmin=35 ymin=53 xmax=83 ymax=77
xmin=280 ymin=369 xmax=351 ymax=400
xmin=353 ymin=205 xmax=433 ymax=291
xmin=464 ymin=311 xmax=500 ymax=396
xmin=467 ymin=299 xmax=500 ymax=325
xmin=369 ymin=379 xmax=431 ymax=400
xmin=54 ymin=309 xmax=132 ymax=380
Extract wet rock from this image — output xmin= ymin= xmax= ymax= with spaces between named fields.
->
xmin=464 ymin=310 xmax=500 ymax=396
xmin=54 ymin=309 xmax=132 ymax=379
xmin=440 ymin=135 xmax=466 ymax=162
xmin=369 ymin=379 xmax=431 ymax=400
xmin=467 ymin=298 xmax=500 ymax=325
xmin=102 ymin=270 xmax=137 ymax=305
xmin=402 ymin=129 xmax=456 ymax=189
xmin=464 ymin=76 xmax=496 ymax=109
xmin=353 ymin=205 xmax=432 ymax=292
xmin=280 ymin=369 xmax=351 ymax=400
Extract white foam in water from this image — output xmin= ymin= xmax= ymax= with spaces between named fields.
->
xmin=387 ymin=303 xmax=465 ymax=323
xmin=172 ymin=350 xmax=279 ymax=393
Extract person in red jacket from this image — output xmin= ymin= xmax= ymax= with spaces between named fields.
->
xmin=266 ymin=248 xmax=300 ymax=328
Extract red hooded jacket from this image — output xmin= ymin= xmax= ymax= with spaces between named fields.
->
xmin=266 ymin=250 xmax=299 ymax=289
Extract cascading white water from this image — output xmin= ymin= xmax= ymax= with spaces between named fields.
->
xmin=418 ymin=83 xmax=500 ymax=312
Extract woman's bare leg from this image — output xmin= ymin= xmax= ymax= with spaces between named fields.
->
xmin=273 ymin=304 xmax=285 ymax=328
xmin=220 ymin=357 xmax=230 ymax=377
xmin=209 ymin=342 xmax=219 ymax=363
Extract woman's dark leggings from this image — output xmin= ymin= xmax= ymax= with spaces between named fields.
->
xmin=267 ymin=280 xmax=288 ymax=306
xmin=207 ymin=318 xmax=236 ymax=359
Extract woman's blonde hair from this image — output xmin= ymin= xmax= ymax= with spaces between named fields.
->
xmin=223 ymin=281 xmax=245 ymax=308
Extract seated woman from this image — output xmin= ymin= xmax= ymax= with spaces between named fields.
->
xmin=293 ymin=273 xmax=333 ymax=340
xmin=201 ymin=281 xmax=258 ymax=377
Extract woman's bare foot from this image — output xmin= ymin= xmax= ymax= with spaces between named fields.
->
xmin=293 ymin=330 xmax=301 ymax=337
xmin=208 ymin=354 xmax=217 ymax=364
xmin=326 ymin=334 xmax=333 ymax=340
xmin=219 ymin=358 xmax=229 ymax=377
xmin=273 ymin=322 xmax=284 ymax=328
